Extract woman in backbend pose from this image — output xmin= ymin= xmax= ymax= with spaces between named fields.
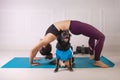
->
xmin=30 ymin=20 xmax=108 ymax=68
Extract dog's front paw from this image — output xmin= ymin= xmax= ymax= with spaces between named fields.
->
xmin=54 ymin=68 xmax=58 ymax=72
xmin=68 ymin=67 xmax=73 ymax=72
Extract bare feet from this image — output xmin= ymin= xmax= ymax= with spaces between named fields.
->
xmin=89 ymin=55 xmax=94 ymax=60
xmin=94 ymin=61 xmax=109 ymax=68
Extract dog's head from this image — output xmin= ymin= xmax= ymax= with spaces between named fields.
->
xmin=56 ymin=30 xmax=71 ymax=50
xmin=57 ymin=30 xmax=71 ymax=43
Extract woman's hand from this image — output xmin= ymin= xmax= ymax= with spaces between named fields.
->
xmin=31 ymin=62 xmax=40 ymax=66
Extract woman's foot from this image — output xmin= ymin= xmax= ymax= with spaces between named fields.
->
xmin=89 ymin=55 xmax=94 ymax=60
xmin=89 ymin=47 xmax=94 ymax=60
xmin=94 ymin=61 xmax=109 ymax=68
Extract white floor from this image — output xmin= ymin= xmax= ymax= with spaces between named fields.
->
xmin=0 ymin=50 xmax=120 ymax=80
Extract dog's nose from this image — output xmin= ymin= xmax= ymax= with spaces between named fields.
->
xmin=64 ymin=38 xmax=69 ymax=42
xmin=65 ymin=35 xmax=69 ymax=38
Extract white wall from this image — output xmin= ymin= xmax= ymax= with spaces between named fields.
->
xmin=0 ymin=0 xmax=120 ymax=53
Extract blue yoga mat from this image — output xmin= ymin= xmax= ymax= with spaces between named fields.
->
xmin=1 ymin=56 xmax=115 ymax=68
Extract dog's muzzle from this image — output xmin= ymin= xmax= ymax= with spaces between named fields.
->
xmin=61 ymin=31 xmax=70 ymax=42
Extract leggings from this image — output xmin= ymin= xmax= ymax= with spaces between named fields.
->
xmin=70 ymin=20 xmax=105 ymax=61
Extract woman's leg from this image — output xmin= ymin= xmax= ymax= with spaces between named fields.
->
xmin=89 ymin=38 xmax=95 ymax=55
xmin=93 ymin=34 xmax=108 ymax=68
xmin=94 ymin=34 xmax=105 ymax=61
xmin=88 ymin=38 xmax=95 ymax=60
xmin=89 ymin=33 xmax=108 ymax=68
xmin=70 ymin=20 xmax=108 ymax=68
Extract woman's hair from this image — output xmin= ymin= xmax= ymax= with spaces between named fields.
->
xmin=39 ymin=44 xmax=53 ymax=59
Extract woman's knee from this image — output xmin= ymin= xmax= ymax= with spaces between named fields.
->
xmin=96 ymin=34 xmax=105 ymax=43
xmin=100 ymin=34 xmax=105 ymax=41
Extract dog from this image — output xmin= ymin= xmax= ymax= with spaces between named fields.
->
xmin=54 ymin=30 xmax=74 ymax=72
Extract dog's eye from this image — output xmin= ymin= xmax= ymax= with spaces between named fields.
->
xmin=63 ymin=33 xmax=66 ymax=36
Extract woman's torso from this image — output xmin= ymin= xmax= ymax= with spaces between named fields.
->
xmin=53 ymin=20 xmax=71 ymax=31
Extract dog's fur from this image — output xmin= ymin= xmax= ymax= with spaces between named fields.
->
xmin=54 ymin=30 xmax=73 ymax=72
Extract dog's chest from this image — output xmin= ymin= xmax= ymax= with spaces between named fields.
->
xmin=56 ymin=42 xmax=70 ymax=51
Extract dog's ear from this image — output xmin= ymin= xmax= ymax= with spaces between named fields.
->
xmin=57 ymin=34 xmax=60 ymax=41
xmin=57 ymin=34 xmax=61 ymax=43
xmin=57 ymin=30 xmax=63 ymax=42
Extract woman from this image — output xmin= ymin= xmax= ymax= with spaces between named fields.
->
xmin=30 ymin=20 xmax=108 ymax=68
